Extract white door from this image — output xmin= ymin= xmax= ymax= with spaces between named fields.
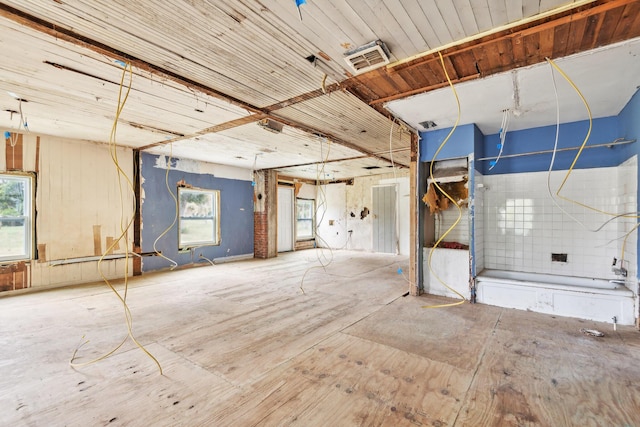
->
xmin=277 ymin=186 xmax=294 ymax=252
xmin=372 ymin=185 xmax=397 ymax=254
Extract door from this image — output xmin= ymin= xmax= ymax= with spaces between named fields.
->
xmin=372 ymin=185 xmax=397 ymax=254
xmin=277 ymin=186 xmax=294 ymax=252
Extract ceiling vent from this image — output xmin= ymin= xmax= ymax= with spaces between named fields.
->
xmin=343 ymin=40 xmax=390 ymax=74
xmin=257 ymin=118 xmax=283 ymax=134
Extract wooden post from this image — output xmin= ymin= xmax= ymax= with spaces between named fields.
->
xmin=133 ymin=149 xmax=142 ymax=275
xmin=409 ymin=132 xmax=421 ymax=296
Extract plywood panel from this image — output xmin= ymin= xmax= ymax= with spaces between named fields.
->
xmin=1 ymin=251 xmax=639 ymax=426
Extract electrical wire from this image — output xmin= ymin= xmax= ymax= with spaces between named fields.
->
xmin=546 ymin=58 xmax=638 ymax=267
xmin=423 ymin=52 xmax=467 ymax=309
xmin=152 ymin=142 xmax=179 ymax=270
xmin=388 ymin=118 xmax=401 ymax=256
xmin=546 ymin=57 xmax=639 ymax=221
xmin=70 ymin=62 xmax=162 ymax=375
xmin=488 ymin=109 xmax=510 ymax=171
xmin=299 ymin=136 xmax=334 ymax=294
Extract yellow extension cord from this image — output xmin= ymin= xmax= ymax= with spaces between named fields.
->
xmin=547 ymin=57 xmax=639 ymax=266
xmin=423 ymin=53 xmax=467 ymax=309
xmin=70 ymin=62 xmax=163 ymax=375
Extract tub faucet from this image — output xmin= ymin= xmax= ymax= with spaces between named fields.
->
xmin=612 ymin=266 xmax=628 ymax=277
xmin=612 ymin=257 xmax=627 ymax=277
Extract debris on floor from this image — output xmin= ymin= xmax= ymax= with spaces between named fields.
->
xmin=580 ymin=328 xmax=605 ymax=337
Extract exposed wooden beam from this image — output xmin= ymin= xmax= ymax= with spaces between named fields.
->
xmin=0 ymin=3 xmax=392 ymax=163
xmin=138 ymin=114 xmax=267 ymax=150
xmin=369 ymin=74 xmax=480 ymax=105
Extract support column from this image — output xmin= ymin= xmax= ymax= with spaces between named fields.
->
xmin=410 ymin=132 xmax=421 ymax=296
xmin=254 ymin=170 xmax=278 ymax=259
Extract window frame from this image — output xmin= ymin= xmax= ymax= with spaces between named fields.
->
xmin=295 ymin=197 xmax=315 ymax=241
xmin=0 ymin=172 xmax=35 ymax=262
xmin=177 ymin=186 xmax=221 ymax=250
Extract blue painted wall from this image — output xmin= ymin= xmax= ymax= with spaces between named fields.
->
xmin=420 ymin=123 xmax=477 ymax=162
xmin=617 ymin=89 xmax=640 ymax=280
xmin=140 ymin=152 xmax=254 ymax=272
xmin=480 ymin=116 xmax=627 ymax=175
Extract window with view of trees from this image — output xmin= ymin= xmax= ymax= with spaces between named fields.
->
xmin=178 ymin=187 xmax=220 ymax=249
xmin=0 ymin=174 xmax=33 ymax=261
xmin=296 ymin=198 xmax=315 ymax=240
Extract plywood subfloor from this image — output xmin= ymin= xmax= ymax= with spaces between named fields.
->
xmin=0 ymin=250 xmax=639 ymax=426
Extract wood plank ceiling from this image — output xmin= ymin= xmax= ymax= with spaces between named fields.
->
xmin=0 ymin=0 xmax=639 ymax=179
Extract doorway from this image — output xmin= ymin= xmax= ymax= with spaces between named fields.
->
xmin=372 ymin=185 xmax=397 ymax=254
xmin=277 ymin=186 xmax=294 ymax=252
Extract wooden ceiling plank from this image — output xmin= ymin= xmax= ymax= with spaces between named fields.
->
xmin=449 ymin=50 xmax=479 ymax=78
xmin=443 ymin=55 xmax=461 ymax=80
xmin=594 ymin=6 xmax=627 ymax=47
xmin=468 ymin=0 xmax=494 ymax=32
xmin=496 ymin=38 xmax=515 ymax=70
xmin=537 ymin=26 xmax=556 ymax=60
xmin=581 ymin=13 xmax=605 ymax=51
xmin=612 ymin=2 xmax=640 ymax=40
xmin=482 ymin=37 xmax=504 ymax=72
xmin=522 ymin=32 xmax=541 ymax=65
xmin=370 ymin=73 xmax=480 ymax=105
xmin=453 ymin=0 xmax=480 ymax=35
xmin=630 ymin=5 xmax=640 ymax=38
xmin=506 ymin=0 xmax=525 ymax=23
xmin=510 ymin=34 xmax=527 ymax=69
xmin=470 ymin=45 xmax=490 ymax=76
xmin=0 ymin=3 xmax=263 ymax=116
xmin=552 ymin=22 xmax=571 ymax=59
xmin=388 ymin=0 xmax=638 ymax=76
xmin=564 ymin=17 xmax=589 ymax=57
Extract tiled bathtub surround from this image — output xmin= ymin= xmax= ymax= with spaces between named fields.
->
xmin=473 ymin=172 xmax=485 ymax=274
xmin=482 ymin=157 xmax=637 ymax=283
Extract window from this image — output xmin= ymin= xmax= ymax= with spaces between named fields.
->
xmin=178 ymin=187 xmax=220 ymax=249
xmin=296 ymin=198 xmax=315 ymax=240
xmin=0 ymin=174 xmax=33 ymax=261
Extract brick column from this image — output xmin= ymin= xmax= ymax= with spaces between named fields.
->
xmin=254 ymin=170 xmax=278 ymax=258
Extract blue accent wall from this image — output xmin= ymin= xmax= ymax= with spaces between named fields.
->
xmin=420 ymin=123 xmax=477 ymax=162
xmin=480 ymin=116 xmax=626 ymax=175
xmin=140 ymin=152 xmax=254 ymax=272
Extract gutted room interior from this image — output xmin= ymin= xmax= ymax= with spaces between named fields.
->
xmin=1 ymin=0 xmax=640 ymax=425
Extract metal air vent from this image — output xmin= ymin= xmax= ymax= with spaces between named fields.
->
xmin=343 ymin=40 xmax=390 ymax=74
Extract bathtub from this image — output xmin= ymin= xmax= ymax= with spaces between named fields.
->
xmin=475 ymin=269 xmax=636 ymax=325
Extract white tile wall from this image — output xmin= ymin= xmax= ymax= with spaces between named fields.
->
xmin=437 ymin=206 xmax=469 ymax=245
xmin=617 ymin=156 xmax=637 ymax=290
xmin=474 ymin=171 xmax=485 ymax=274
xmin=482 ymin=158 xmax=638 ymax=280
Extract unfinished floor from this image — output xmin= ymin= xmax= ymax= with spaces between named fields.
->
xmin=0 ymin=250 xmax=638 ymax=426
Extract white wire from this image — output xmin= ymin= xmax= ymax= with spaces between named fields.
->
xmin=488 ymin=109 xmax=510 ymax=171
